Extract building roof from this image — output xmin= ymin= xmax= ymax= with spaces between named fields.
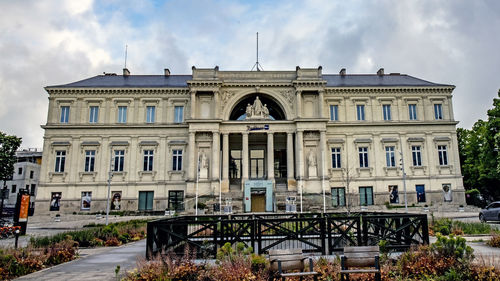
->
xmin=47 ymin=73 xmax=453 ymax=88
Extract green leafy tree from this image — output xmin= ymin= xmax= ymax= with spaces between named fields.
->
xmin=0 ymin=132 xmax=22 ymax=183
xmin=458 ymin=91 xmax=500 ymax=199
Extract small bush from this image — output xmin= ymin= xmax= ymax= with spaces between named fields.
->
xmin=431 ymin=234 xmax=474 ymax=261
xmin=487 ymin=233 xmax=500 ymax=248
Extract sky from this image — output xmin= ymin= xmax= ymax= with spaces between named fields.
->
xmin=0 ymin=0 xmax=499 ymax=148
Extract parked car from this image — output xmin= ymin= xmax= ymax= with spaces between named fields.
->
xmin=479 ymin=201 xmax=500 ymax=222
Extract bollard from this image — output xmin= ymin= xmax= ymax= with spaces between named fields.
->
xmin=14 ymin=229 xmax=20 ymax=249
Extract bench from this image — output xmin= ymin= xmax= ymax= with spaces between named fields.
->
xmin=340 ymin=246 xmax=381 ymax=281
xmin=269 ymin=249 xmax=318 ymax=281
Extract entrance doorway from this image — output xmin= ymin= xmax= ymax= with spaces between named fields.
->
xmin=251 ymin=192 xmax=266 ymax=212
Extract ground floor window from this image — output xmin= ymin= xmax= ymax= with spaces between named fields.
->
xmin=359 ymin=186 xmax=374 ymax=206
xmin=443 ymin=184 xmax=452 ymax=202
xmin=416 ymin=184 xmax=426 ymax=203
xmin=81 ymin=192 xmax=91 ymax=210
xmin=138 ymin=191 xmax=154 ymax=211
xmin=389 ymin=185 xmax=399 ymax=203
xmin=331 ymin=187 xmax=346 ymax=207
xmin=50 ymin=192 xmax=61 ymax=211
xmin=112 ymin=191 xmax=122 ymax=210
xmin=168 ymin=190 xmax=184 ymax=211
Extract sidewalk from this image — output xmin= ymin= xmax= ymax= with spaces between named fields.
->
xmin=15 ymin=239 xmax=146 ymax=281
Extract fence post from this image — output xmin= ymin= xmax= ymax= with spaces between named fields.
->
xmin=213 ymin=220 xmax=219 ymax=258
xmin=362 ymin=214 xmax=368 ymax=245
xmin=257 ymin=218 xmax=262 ymax=255
xmin=356 ymin=216 xmax=362 ymax=246
xmin=146 ymin=221 xmax=154 ymax=259
xmin=421 ymin=215 xmax=430 ymax=245
xmin=321 ymin=216 xmax=326 ymax=255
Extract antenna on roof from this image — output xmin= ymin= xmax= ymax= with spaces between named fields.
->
xmin=251 ymin=32 xmax=263 ymax=71
xmin=124 ymin=44 xmax=128 ymax=68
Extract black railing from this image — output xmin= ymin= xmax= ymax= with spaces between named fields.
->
xmin=146 ymin=212 xmax=429 ymax=259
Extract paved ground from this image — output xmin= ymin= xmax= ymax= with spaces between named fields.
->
xmin=16 ymin=239 xmax=146 ymax=281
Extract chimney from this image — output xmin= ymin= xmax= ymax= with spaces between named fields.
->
xmin=339 ymin=68 xmax=346 ymax=76
xmin=377 ymin=68 xmax=384 ymax=76
xmin=164 ymin=68 xmax=171 ymax=76
xmin=123 ymin=68 xmax=130 ymax=76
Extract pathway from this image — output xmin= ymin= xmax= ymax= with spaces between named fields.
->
xmin=15 ymin=239 xmax=146 ymax=281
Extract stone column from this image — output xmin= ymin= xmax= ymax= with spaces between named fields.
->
xmin=296 ymin=90 xmax=302 ymax=118
xmin=214 ymin=91 xmax=220 ymax=119
xmin=221 ymin=133 xmax=229 ymax=192
xmin=320 ymin=130 xmax=327 ymax=178
xmin=188 ymin=132 xmax=195 ymax=180
xmin=287 ymin=132 xmax=295 ymax=179
xmin=267 ymin=132 xmax=274 ymax=180
xmin=242 ymin=132 xmax=249 ymax=181
xmin=190 ymin=90 xmax=196 ymax=119
xmin=212 ymin=132 xmax=220 ymax=180
xmin=318 ymin=90 xmax=325 ymax=118
xmin=296 ymin=131 xmax=304 ymax=179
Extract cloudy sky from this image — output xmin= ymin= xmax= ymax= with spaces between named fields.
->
xmin=0 ymin=0 xmax=499 ymax=148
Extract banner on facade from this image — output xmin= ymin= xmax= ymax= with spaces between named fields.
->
xmin=18 ymin=194 xmax=30 ymax=222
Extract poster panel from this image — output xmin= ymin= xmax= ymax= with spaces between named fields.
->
xmin=111 ymin=191 xmax=122 ymax=210
xmin=50 ymin=192 xmax=61 ymax=211
xmin=19 ymin=194 xmax=30 ymax=222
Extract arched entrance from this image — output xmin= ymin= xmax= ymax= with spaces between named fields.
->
xmin=229 ymin=94 xmax=286 ymax=121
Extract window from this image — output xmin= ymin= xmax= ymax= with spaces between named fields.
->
xmin=30 ymin=184 xmax=36 ymax=196
xmin=434 ymin=104 xmax=443 ymax=120
xmin=168 ymin=190 xmax=184 ymax=211
xmin=356 ymin=105 xmax=365 ymax=121
xmin=60 ymin=106 xmax=70 ymax=123
xmin=438 ymin=145 xmax=448 ymax=166
xmin=30 ymin=170 xmax=34 ymax=179
xmin=389 ymin=185 xmax=399 ymax=203
xmin=18 ymin=167 xmax=22 ymax=175
xmin=331 ymin=148 xmax=341 ymax=168
xmin=330 ymin=105 xmax=339 ymax=121
xmin=408 ymin=104 xmax=417 ymax=120
xmin=146 ymin=106 xmax=156 ymax=123
xmin=385 ymin=146 xmax=396 ymax=167
xmin=89 ymin=106 xmax=99 ymax=123
xmin=143 ymin=150 xmax=154 ymax=171
xmin=81 ymin=191 xmax=92 ymax=210
xmin=118 ymin=106 xmax=127 ymax=123
xmin=113 ymin=150 xmax=125 ymax=172
xmin=331 ymin=187 xmax=346 ymax=207
xmin=11 ymin=184 xmax=16 ymax=193
xmin=382 ymin=104 xmax=391 ymax=121
xmin=359 ymin=186 xmax=374 ymax=206
xmin=443 ymin=184 xmax=452 ymax=202
xmin=174 ymin=106 xmax=184 ymax=123
xmin=416 ymin=184 xmax=426 ymax=203
xmin=84 ymin=150 xmax=96 ymax=172
xmin=55 ymin=151 xmax=66 ymax=172
xmin=358 ymin=147 xmax=369 ymax=168
xmin=138 ymin=191 xmax=154 ymax=211
xmin=172 ymin=150 xmax=183 ymax=171
xmin=411 ymin=146 xmax=422 ymax=166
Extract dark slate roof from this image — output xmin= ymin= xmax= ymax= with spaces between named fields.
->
xmin=47 ymin=73 xmax=452 ymax=88
xmin=48 ymin=75 xmax=191 ymax=88
xmin=322 ymin=74 xmax=453 ymax=87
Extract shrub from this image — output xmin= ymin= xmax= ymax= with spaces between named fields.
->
xmin=431 ymin=234 xmax=474 ymax=261
xmin=104 ymin=237 xmax=121 ymax=246
xmin=487 ymin=233 xmax=500 ymax=248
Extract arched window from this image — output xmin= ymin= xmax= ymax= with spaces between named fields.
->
xmin=229 ymin=94 xmax=286 ymax=120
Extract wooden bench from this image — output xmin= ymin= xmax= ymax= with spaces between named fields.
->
xmin=269 ymin=249 xmax=318 ymax=281
xmin=340 ymin=246 xmax=381 ymax=281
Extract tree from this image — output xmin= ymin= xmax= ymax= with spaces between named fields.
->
xmin=0 ymin=131 xmax=22 ymax=216
xmin=457 ymin=91 xmax=500 ymax=199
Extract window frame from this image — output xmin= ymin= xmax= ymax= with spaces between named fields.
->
xmin=172 ymin=149 xmax=183 ymax=171
xmin=434 ymin=104 xmax=443 ymax=120
xmin=329 ymin=104 xmax=339 ymax=121
xmin=356 ymin=104 xmax=365 ymax=121
xmin=89 ymin=106 xmax=99 ymax=123
xmin=168 ymin=190 xmax=185 ymax=211
xmin=84 ymin=150 xmax=96 ymax=172
xmin=385 ymin=146 xmax=396 ymax=167
xmin=331 ymin=147 xmax=341 ymax=169
xmin=60 ymin=106 xmax=70 ymax=123
xmin=359 ymin=186 xmax=374 ymax=206
xmin=174 ymin=106 xmax=184 ymax=123
xmin=438 ymin=145 xmax=448 ymax=166
xmin=408 ymin=104 xmax=417 ymax=120
xmin=358 ymin=147 xmax=369 ymax=168
xmin=146 ymin=106 xmax=156 ymax=123
xmin=113 ymin=150 xmax=125 ymax=172
xmin=143 ymin=150 xmax=154 ymax=171
xmin=54 ymin=150 xmax=66 ymax=172
xmin=382 ymin=104 xmax=392 ymax=121
xmin=331 ymin=187 xmax=346 ymax=207
xmin=117 ymin=106 xmax=127 ymax=123
xmin=411 ymin=145 xmax=422 ymax=166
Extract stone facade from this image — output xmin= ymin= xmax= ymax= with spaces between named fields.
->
xmin=35 ymin=66 xmax=465 ymax=214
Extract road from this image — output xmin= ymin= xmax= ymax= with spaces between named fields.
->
xmin=15 ymin=239 xmax=146 ymax=281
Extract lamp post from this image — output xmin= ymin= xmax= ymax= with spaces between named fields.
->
xmin=399 ymin=141 xmax=408 ymax=213
xmin=105 ymin=148 xmax=114 ymax=225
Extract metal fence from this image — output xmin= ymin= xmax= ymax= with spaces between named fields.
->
xmin=146 ymin=212 xmax=429 ymax=259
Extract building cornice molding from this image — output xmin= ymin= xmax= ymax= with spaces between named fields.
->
xmin=325 ymin=86 xmax=454 ymax=94
xmin=46 ymin=88 xmax=189 ymax=96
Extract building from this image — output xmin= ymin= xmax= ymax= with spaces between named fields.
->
xmin=36 ymin=66 xmax=465 ymax=214
xmin=2 ymin=149 xmax=42 ymax=214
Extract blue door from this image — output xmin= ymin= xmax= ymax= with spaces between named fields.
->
xmin=416 ymin=185 xmax=426 ymax=203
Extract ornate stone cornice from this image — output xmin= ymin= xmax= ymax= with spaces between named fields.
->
xmin=325 ymin=87 xmax=454 ymax=95
xmin=46 ymin=88 xmax=189 ymax=96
